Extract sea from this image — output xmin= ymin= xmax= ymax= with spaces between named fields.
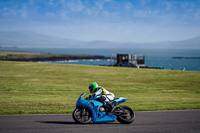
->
xmin=1 ymin=47 xmax=200 ymax=71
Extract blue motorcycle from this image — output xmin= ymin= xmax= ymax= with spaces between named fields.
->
xmin=72 ymin=93 xmax=135 ymax=124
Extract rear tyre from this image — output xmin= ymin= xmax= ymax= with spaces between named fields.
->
xmin=72 ymin=107 xmax=92 ymax=124
xmin=117 ymin=106 xmax=135 ymax=124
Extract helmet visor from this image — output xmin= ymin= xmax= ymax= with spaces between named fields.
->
xmin=89 ymin=85 xmax=94 ymax=93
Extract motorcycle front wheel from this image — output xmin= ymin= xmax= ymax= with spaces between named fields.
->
xmin=72 ymin=107 xmax=92 ymax=124
xmin=117 ymin=106 xmax=135 ymax=124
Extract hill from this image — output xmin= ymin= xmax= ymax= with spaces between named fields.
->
xmin=0 ymin=30 xmax=84 ymax=48
xmin=0 ymin=30 xmax=200 ymax=49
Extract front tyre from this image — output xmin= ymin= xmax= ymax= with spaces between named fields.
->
xmin=72 ymin=107 xmax=92 ymax=124
xmin=117 ymin=106 xmax=135 ymax=124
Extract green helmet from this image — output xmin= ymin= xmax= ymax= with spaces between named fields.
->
xmin=89 ymin=82 xmax=98 ymax=93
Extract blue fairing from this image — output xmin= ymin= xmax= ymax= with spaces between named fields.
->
xmin=112 ymin=97 xmax=128 ymax=106
xmin=75 ymin=93 xmax=128 ymax=123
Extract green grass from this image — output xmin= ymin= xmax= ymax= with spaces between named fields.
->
xmin=0 ymin=61 xmax=200 ymax=115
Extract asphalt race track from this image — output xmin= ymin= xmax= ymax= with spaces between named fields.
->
xmin=0 ymin=110 xmax=200 ymax=133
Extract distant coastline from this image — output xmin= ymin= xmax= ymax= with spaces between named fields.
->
xmin=0 ymin=50 xmax=109 ymax=62
xmin=0 ymin=46 xmax=18 ymax=48
xmin=172 ymin=57 xmax=200 ymax=59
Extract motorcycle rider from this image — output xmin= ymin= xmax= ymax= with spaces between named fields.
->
xmin=88 ymin=82 xmax=116 ymax=112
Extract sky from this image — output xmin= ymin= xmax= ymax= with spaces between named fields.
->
xmin=0 ymin=0 xmax=200 ymax=43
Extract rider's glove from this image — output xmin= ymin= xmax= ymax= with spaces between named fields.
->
xmin=89 ymin=95 xmax=93 ymax=99
xmin=85 ymin=97 xmax=90 ymax=100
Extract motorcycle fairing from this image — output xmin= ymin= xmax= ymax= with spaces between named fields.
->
xmin=112 ymin=97 xmax=128 ymax=106
xmin=75 ymin=93 xmax=128 ymax=123
xmin=76 ymin=93 xmax=116 ymax=123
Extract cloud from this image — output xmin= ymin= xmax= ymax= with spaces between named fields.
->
xmin=0 ymin=4 xmax=28 ymax=18
xmin=19 ymin=4 xmax=28 ymax=18
xmin=46 ymin=12 xmax=55 ymax=18
xmin=95 ymin=1 xmax=104 ymax=10
xmin=95 ymin=0 xmax=113 ymax=9
xmin=125 ymin=2 xmax=133 ymax=11
xmin=194 ymin=9 xmax=200 ymax=19
xmin=163 ymin=1 xmax=173 ymax=11
xmin=60 ymin=0 xmax=85 ymax=12
xmin=133 ymin=9 xmax=159 ymax=19
xmin=49 ymin=0 xmax=54 ymax=6
xmin=140 ymin=0 xmax=146 ymax=5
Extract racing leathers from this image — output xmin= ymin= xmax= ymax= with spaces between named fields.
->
xmin=91 ymin=86 xmax=115 ymax=112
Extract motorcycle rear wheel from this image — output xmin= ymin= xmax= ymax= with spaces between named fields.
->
xmin=117 ymin=106 xmax=135 ymax=124
xmin=72 ymin=107 xmax=92 ymax=124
